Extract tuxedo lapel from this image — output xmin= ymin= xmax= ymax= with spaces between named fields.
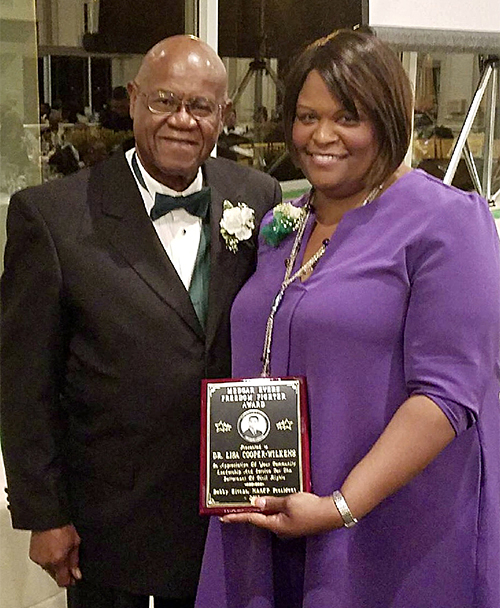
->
xmin=89 ymin=152 xmax=204 ymax=339
xmin=204 ymin=159 xmax=257 ymax=351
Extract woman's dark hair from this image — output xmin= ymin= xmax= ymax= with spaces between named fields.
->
xmin=283 ymin=29 xmax=414 ymax=188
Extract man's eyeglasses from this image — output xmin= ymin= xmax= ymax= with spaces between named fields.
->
xmin=137 ymin=87 xmax=223 ymax=120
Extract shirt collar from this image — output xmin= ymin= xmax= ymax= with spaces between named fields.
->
xmin=127 ymin=147 xmax=204 ymax=199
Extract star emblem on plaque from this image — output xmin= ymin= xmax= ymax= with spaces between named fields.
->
xmin=276 ymin=418 xmax=294 ymax=431
xmin=214 ymin=420 xmax=232 ymax=433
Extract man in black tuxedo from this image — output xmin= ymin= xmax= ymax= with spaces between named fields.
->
xmin=0 ymin=35 xmax=280 ymax=608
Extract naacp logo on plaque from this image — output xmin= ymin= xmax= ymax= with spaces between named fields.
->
xmin=200 ymin=377 xmax=311 ymax=515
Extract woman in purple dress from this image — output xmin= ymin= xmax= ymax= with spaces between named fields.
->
xmin=196 ymin=30 xmax=500 ymax=607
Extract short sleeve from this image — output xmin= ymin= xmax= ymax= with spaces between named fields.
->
xmin=404 ymin=190 xmax=500 ymax=434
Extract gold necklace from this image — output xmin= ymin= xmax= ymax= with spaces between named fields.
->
xmin=362 ymin=183 xmax=385 ymax=206
xmin=261 ymin=183 xmax=384 ymax=377
xmin=261 ymin=199 xmax=321 ymax=377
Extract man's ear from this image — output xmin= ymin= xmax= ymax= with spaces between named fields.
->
xmin=127 ymin=81 xmax=137 ymax=119
xmin=220 ymin=100 xmax=233 ymax=129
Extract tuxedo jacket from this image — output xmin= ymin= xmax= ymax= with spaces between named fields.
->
xmin=0 ymin=150 xmax=281 ymax=597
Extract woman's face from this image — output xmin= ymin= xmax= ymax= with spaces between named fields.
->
xmin=292 ymin=69 xmax=378 ymax=200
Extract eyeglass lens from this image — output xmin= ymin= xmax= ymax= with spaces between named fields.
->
xmin=148 ymin=91 xmax=218 ymax=119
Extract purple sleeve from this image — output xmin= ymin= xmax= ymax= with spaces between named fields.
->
xmin=404 ymin=191 xmax=500 ymax=435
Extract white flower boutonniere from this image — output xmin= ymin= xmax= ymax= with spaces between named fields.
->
xmin=220 ymin=200 xmax=255 ymax=253
xmin=261 ymin=202 xmax=306 ymax=247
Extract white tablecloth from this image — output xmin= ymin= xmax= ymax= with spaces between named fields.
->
xmin=1 ymin=459 xmax=66 ymax=608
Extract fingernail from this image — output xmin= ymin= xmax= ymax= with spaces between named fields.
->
xmin=254 ymin=497 xmax=266 ymax=509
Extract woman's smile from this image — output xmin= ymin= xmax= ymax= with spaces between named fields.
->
xmin=292 ymin=69 xmax=378 ymax=201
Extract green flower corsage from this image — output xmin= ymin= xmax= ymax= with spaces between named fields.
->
xmin=261 ymin=202 xmax=306 ymax=247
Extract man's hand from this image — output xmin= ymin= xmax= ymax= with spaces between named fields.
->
xmin=29 ymin=524 xmax=82 ymax=587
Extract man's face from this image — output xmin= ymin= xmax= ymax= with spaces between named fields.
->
xmin=248 ymin=417 xmax=259 ymax=432
xmin=129 ymin=51 xmax=226 ymax=191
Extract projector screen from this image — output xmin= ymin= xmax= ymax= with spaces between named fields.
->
xmin=368 ymin=0 xmax=500 ymax=33
xmin=365 ymin=0 xmax=500 ymax=52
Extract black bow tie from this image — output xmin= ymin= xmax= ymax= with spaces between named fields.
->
xmin=150 ymin=187 xmax=211 ymax=221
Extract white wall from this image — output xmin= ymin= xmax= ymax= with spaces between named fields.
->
xmin=112 ymin=55 xmax=144 ymax=89
xmin=55 ymin=0 xmax=84 ymax=47
xmin=36 ymin=0 xmax=84 ymax=48
xmin=0 ymin=0 xmax=35 ymax=20
xmin=0 ymin=0 xmax=41 ymax=203
xmin=436 ymin=54 xmax=479 ymax=126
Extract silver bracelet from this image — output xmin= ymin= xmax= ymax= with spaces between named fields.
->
xmin=332 ymin=490 xmax=358 ymax=528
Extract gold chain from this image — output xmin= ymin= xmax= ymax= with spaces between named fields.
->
xmin=261 ymin=184 xmax=383 ymax=377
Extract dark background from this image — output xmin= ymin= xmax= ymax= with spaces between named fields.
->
xmin=219 ymin=0 xmax=362 ymax=60
xmin=83 ymin=0 xmax=185 ymax=54
xmin=84 ymin=0 xmax=363 ymax=59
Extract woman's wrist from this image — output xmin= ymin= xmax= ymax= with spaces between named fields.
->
xmin=318 ymin=494 xmax=346 ymax=532
xmin=331 ymin=490 xmax=358 ymax=528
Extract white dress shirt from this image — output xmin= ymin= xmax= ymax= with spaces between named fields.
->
xmin=126 ymin=147 xmax=204 ymax=290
